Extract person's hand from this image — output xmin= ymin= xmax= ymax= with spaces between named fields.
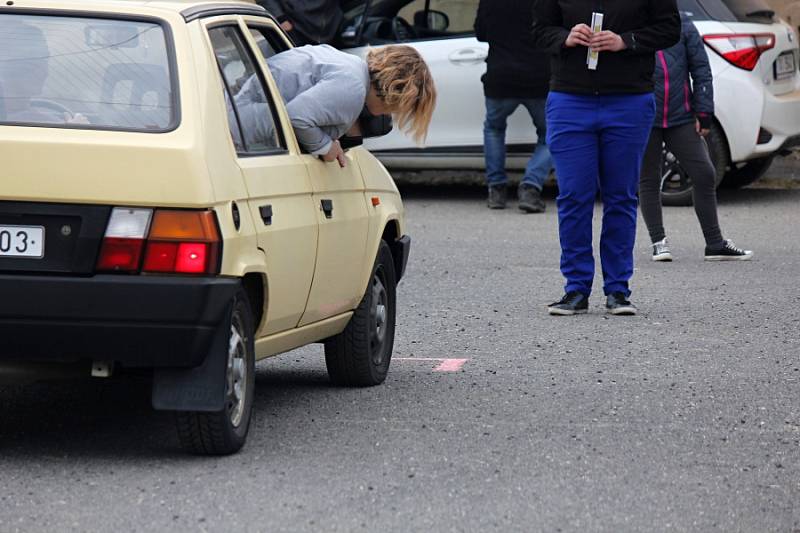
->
xmin=322 ymin=140 xmax=347 ymax=168
xmin=696 ymin=119 xmax=710 ymax=137
xmin=565 ymin=24 xmax=593 ymax=48
xmin=590 ymin=31 xmax=627 ymax=52
xmin=280 ymin=20 xmax=293 ymax=32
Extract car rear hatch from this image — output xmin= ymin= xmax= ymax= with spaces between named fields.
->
xmin=715 ymin=0 xmax=800 ymax=96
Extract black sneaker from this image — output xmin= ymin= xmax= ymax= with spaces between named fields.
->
xmin=651 ymin=238 xmax=673 ymax=262
xmin=518 ymin=184 xmax=545 ymax=213
xmin=548 ymin=291 xmax=589 ymax=316
xmin=605 ymin=292 xmax=637 ymax=316
xmin=487 ymin=184 xmax=507 ymax=209
xmin=704 ymin=239 xmax=753 ymax=261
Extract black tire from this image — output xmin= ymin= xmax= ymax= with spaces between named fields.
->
xmin=660 ymin=123 xmax=727 ymax=207
xmin=176 ymin=289 xmax=256 ymax=455
xmin=720 ymin=155 xmax=775 ymax=189
xmin=325 ymin=240 xmax=396 ymax=387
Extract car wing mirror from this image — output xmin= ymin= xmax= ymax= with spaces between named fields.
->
xmin=340 ymin=109 xmax=393 ymax=151
xmin=413 ymin=10 xmax=450 ymax=31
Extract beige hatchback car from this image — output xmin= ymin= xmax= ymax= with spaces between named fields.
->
xmin=0 ymin=0 xmax=410 ymax=454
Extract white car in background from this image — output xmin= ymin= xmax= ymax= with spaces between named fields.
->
xmin=339 ymin=0 xmax=800 ymax=205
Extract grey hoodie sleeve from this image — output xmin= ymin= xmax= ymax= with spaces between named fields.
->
xmin=284 ymin=75 xmax=366 ymax=155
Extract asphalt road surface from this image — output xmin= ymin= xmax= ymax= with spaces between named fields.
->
xmin=1 ymin=186 xmax=798 ymax=532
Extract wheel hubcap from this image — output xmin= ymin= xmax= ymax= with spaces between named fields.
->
xmin=370 ymin=269 xmax=389 ymax=365
xmin=226 ymin=314 xmax=248 ymax=428
xmin=661 ymin=149 xmax=693 ymax=195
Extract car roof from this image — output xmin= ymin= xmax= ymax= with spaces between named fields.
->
xmin=4 ymin=0 xmax=269 ymax=20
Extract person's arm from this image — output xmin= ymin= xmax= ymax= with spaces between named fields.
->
xmin=684 ymin=21 xmax=714 ymax=131
xmin=257 ymin=0 xmax=286 ymax=20
xmin=474 ymin=0 xmax=489 ymax=42
xmin=619 ymin=0 xmax=681 ymax=54
xmin=531 ymin=0 xmax=570 ymax=53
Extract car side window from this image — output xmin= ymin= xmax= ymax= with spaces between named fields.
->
xmin=247 ymin=26 xmax=290 ymax=59
xmin=208 ymin=25 xmax=284 ymax=155
xmin=399 ymin=0 xmax=479 ymax=37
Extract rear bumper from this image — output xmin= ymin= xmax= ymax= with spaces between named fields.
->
xmin=756 ymin=88 xmax=800 ymax=157
xmin=0 ymin=274 xmax=238 ymax=368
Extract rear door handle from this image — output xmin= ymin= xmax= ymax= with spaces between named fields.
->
xmin=320 ymin=199 xmax=333 ymax=219
xmin=449 ymin=48 xmax=488 ymax=64
xmin=259 ymin=204 xmax=273 ymax=226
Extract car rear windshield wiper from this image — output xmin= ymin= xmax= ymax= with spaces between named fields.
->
xmin=745 ymin=9 xmax=776 ymax=18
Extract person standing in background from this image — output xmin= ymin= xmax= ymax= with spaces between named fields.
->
xmin=532 ymin=0 xmax=681 ymax=316
xmin=639 ymin=14 xmax=753 ymax=262
xmin=257 ymin=0 xmax=343 ymax=46
xmin=475 ymin=0 xmax=553 ymax=213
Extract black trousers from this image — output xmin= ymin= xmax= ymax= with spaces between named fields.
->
xmin=639 ymin=123 xmax=724 ymax=247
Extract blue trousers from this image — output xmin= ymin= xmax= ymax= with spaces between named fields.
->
xmin=484 ymin=97 xmax=552 ymax=191
xmin=546 ymin=92 xmax=656 ymax=297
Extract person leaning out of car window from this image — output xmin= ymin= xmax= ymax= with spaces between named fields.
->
xmin=238 ymin=44 xmax=436 ymax=167
xmin=475 ymin=0 xmax=553 ymax=214
xmin=639 ymin=13 xmax=753 ymax=263
xmin=532 ymin=0 xmax=681 ymax=317
xmin=256 ymin=0 xmax=343 ymax=46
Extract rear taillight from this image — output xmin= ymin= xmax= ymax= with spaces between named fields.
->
xmin=96 ymin=208 xmax=220 ymax=275
xmin=703 ymin=33 xmax=776 ymax=71
xmin=96 ymin=208 xmax=152 ymax=272
xmin=143 ymin=210 xmax=220 ymax=274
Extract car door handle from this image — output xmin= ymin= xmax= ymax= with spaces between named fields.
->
xmin=320 ymin=199 xmax=333 ymax=219
xmin=449 ymin=48 xmax=488 ymax=64
xmin=259 ymin=204 xmax=273 ymax=226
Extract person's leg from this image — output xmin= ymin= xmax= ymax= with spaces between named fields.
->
xmin=639 ymin=128 xmax=667 ymax=244
xmin=484 ymin=97 xmax=520 ymax=188
xmin=662 ymin=123 xmax=724 ymax=247
xmin=520 ymin=98 xmax=553 ymax=192
xmin=597 ymin=93 xmax=656 ymax=298
xmin=546 ymin=92 xmax=600 ymax=297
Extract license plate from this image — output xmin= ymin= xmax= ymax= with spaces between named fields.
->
xmin=775 ymin=52 xmax=796 ymax=80
xmin=0 ymin=225 xmax=45 ymax=258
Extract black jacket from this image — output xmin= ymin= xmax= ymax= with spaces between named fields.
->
xmin=475 ymin=0 xmax=551 ymax=99
xmin=653 ymin=16 xmax=714 ymax=129
xmin=258 ymin=0 xmax=343 ymax=45
xmin=531 ymin=0 xmax=681 ymax=95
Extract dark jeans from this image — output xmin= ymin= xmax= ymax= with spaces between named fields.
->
xmin=546 ymin=91 xmax=655 ymax=297
xmin=640 ymin=123 xmax=723 ymax=247
xmin=484 ymin=97 xmax=552 ymax=191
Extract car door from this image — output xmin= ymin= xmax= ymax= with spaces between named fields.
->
xmin=207 ymin=22 xmax=318 ymax=336
xmin=245 ymin=22 xmax=370 ymax=326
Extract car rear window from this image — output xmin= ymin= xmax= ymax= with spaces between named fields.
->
xmin=0 ymin=14 xmax=177 ymax=132
xmin=678 ymin=0 xmax=738 ymax=22
xmin=719 ymin=0 xmax=777 ymax=23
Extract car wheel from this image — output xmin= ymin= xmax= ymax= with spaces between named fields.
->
xmin=176 ymin=289 xmax=255 ymax=455
xmin=660 ymin=124 xmax=727 ymax=207
xmin=721 ymin=155 xmax=775 ymax=189
xmin=324 ymin=240 xmax=396 ymax=387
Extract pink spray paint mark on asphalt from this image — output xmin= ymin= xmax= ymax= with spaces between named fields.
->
xmin=432 ymin=359 xmax=468 ymax=372
xmin=394 ymin=358 xmax=469 ymax=373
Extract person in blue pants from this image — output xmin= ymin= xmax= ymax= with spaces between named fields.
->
xmin=532 ymin=0 xmax=681 ymax=315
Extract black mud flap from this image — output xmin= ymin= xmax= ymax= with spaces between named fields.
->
xmin=151 ymin=302 xmax=232 ymax=412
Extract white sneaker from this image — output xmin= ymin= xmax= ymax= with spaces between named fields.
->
xmin=652 ymin=238 xmax=673 ymax=262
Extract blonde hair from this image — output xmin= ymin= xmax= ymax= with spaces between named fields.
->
xmin=367 ymin=45 xmax=437 ymax=144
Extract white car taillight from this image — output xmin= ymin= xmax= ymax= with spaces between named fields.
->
xmin=96 ymin=208 xmax=153 ymax=272
xmin=703 ymin=33 xmax=776 ymax=71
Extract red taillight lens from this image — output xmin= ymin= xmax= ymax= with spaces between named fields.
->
xmin=96 ymin=237 xmax=145 ymax=271
xmin=703 ymin=33 xmax=775 ymax=71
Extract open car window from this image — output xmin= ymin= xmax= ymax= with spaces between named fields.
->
xmin=0 ymin=14 xmax=176 ymax=131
